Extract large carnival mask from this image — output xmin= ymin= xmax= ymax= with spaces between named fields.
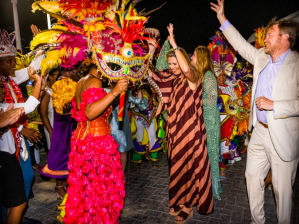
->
xmin=224 ymin=82 xmax=250 ymax=120
xmin=94 ymin=48 xmax=150 ymax=81
xmin=225 ymin=100 xmax=250 ymax=120
xmin=92 ymin=16 xmax=153 ymax=82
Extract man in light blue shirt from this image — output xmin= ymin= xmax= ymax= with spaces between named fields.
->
xmin=211 ymin=1 xmax=299 ymax=224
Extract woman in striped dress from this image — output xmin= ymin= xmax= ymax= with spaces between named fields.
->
xmin=148 ymin=24 xmax=214 ymax=223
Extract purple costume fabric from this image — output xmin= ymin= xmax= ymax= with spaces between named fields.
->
xmin=40 ymin=109 xmax=77 ymax=178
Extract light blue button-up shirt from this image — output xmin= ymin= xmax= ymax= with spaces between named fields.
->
xmin=220 ymin=20 xmax=290 ymax=124
xmin=254 ymin=49 xmax=290 ymax=123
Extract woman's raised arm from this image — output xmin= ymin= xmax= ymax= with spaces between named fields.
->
xmin=167 ymin=23 xmax=197 ymax=83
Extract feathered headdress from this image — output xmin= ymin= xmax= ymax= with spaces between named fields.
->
xmin=15 ymin=53 xmax=34 ymax=71
xmin=30 ymin=0 xmax=163 ymax=78
xmin=228 ymin=61 xmax=253 ymax=85
xmin=208 ymin=31 xmax=236 ymax=77
xmin=254 ymin=26 xmax=265 ymax=49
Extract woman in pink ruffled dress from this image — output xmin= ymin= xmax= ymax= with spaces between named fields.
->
xmin=64 ymin=65 xmax=128 ymax=223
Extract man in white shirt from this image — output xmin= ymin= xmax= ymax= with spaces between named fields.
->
xmin=0 ymin=29 xmax=43 ymax=224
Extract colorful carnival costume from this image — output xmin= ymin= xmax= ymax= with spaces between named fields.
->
xmin=202 ymin=70 xmax=222 ymax=200
xmin=63 ymin=88 xmax=125 ymax=223
xmin=218 ymin=82 xmax=238 ymax=161
xmin=208 ymin=31 xmax=240 ymax=167
xmin=40 ymin=77 xmax=77 ymax=178
xmin=105 ymin=89 xmax=133 ymax=153
xmin=131 ymin=86 xmax=162 ymax=163
xmin=229 ymin=63 xmax=252 ymax=152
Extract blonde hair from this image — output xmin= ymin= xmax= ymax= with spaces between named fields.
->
xmin=193 ymin=46 xmax=217 ymax=84
xmin=166 ymin=48 xmax=198 ymax=77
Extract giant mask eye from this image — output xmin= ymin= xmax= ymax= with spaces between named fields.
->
xmin=120 ymin=43 xmax=134 ymax=59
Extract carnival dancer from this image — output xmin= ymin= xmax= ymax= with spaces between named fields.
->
xmin=148 ymin=23 xmax=213 ymax=223
xmin=40 ymin=68 xmax=59 ymax=152
xmin=40 ymin=65 xmax=80 ymax=199
xmin=191 ymin=46 xmax=222 ymax=200
xmin=208 ymin=31 xmax=240 ymax=175
xmin=63 ymin=65 xmax=127 ymax=223
xmin=229 ymin=62 xmax=253 ymax=155
xmin=131 ymin=83 xmax=163 ymax=165
xmin=29 ymin=1 xmax=163 ymax=223
xmin=211 ymin=1 xmax=299 ymax=223
xmin=106 ymin=78 xmax=157 ymax=170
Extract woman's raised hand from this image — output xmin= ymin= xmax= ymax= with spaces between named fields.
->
xmin=112 ymin=78 xmax=128 ymax=95
xmin=167 ymin=23 xmax=177 ymax=49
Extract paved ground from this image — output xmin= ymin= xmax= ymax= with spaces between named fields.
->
xmin=26 ymin=148 xmax=299 ymax=224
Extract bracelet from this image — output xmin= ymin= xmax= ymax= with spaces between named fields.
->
xmin=174 ymin=46 xmax=180 ymax=51
xmin=111 ymin=91 xmax=117 ymax=98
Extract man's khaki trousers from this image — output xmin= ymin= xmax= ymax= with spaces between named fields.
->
xmin=245 ymin=122 xmax=299 ymax=224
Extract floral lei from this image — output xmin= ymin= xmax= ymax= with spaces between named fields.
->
xmin=52 ymin=77 xmax=77 ymax=115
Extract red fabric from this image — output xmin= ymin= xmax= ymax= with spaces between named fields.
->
xmin=0 ymin=76 xmax=28 ymax=161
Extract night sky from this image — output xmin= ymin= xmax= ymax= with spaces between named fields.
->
xmin=0 ymin=0 xmax=298 ymax=54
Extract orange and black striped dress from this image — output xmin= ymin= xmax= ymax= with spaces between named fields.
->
xmin=153 ymin=70 xmax=214 ymax=214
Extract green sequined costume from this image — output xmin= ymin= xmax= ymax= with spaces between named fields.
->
xmin=156 ymin=39 xmax=170 ymax=70
xmin=202 ymin=71 xmax=222 ymax=200
xmin=156 ymin=40 xmax=170 ymax=154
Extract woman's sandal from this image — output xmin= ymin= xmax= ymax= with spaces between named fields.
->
xmin=169 ymin=205 xmax=182 ymax=216
xmin=175 ymin=209 xmax=194 ymax=224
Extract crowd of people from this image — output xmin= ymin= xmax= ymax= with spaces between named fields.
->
xmin=0 ymin=0 xmax=299 ymax=224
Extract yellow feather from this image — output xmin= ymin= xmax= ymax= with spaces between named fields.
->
xmin=30 ymin=30 xmax=64 ymax=50
xmin=254 ymin=26 xmax=265 ymax=49
xmin=32 ymin=1 xmax=62 ymax=14
xmin=40 ymin=48 xmax=65 ymax=75
xmin=40 ymin=47 xmax=83 ymax=75
xmin=15 ymin=54 xmax=35 ymax=70
xmin=50 ymin=25 xmax=68 ymax=30
xmin=122 ymin=0 xmax=131 ymax=6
